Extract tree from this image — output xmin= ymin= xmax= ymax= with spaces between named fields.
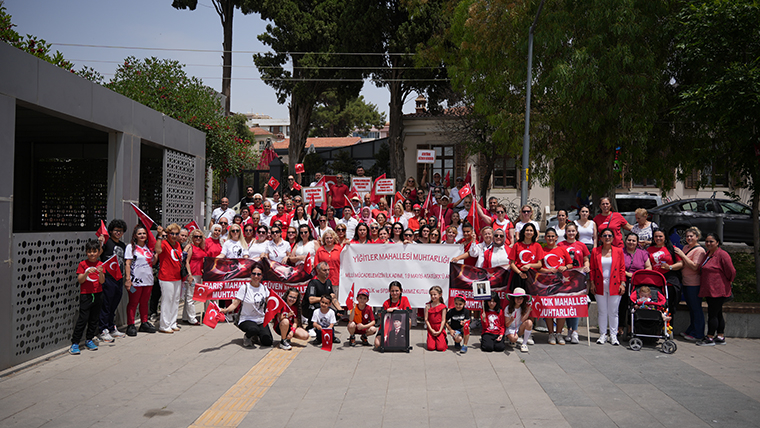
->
xmin=367 ymin=142 xmax=390 ymax=178
xmin=106 ymin=56 xmax=257 ymax=175
xmin=670 ymin=0 xmax=760 ymax=291
xmin=310 ymin=93 xmax=386 ymax=137
xmin=329 ymin=150 xmax=358 ymax=177
xmin=172 ymin=0 xmax=255 ymax=115
xmin=251 ymin=0 xmax=382 ymax=172
xmin=372 ymin=0 xmax=450 ymax=182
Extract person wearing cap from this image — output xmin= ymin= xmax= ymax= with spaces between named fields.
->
xmin=450 ymin=177 xmax=464 ymax=207
xmin=505 ymin=288 xmax=533 ymax=353
xmin=446 ymin=294 xmax=471 ymax=353
xmin=347 ymin=288 xmax=376 ymax=346
xmin=350 ymin=195 xmax=362 ymax=214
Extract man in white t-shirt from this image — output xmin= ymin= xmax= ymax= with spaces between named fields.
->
xmin=337 ymin=208 xmax=359 ymax=240
xmin=210 ymin=197 xmax=236 ymax=229
xmin=458 ymin=196 xmax=473 ymax=223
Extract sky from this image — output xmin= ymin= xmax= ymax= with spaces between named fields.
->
xmin=4 ymin=0 xmax=419 ymax=121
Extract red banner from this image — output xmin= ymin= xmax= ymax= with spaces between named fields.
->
xmin=531 ymin=295 xmax=589 ymax=318
xmin=448 ymin=263 xmax=512 ymax=310
xmin=201 ymin=257 xmax=311 ymax=300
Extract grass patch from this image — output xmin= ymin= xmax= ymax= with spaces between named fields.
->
xmin=731 ymin=252 xmax=759 ymax=303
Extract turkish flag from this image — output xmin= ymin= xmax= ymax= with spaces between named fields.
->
xmin=295 ymin=163 xmax=305 ymax=174
xmin=258 ymin=147 xmax=278 ymax=170
xmin=458 ymin=183 xmax=472 ymax=200
xmin=321 ymin=328 xmax=334 ymax=351
xmin=421 ymin=186 xmax=433 ymax=215
xmin=130 ymin=203 xmax=157 ymax=249
xmin=465 ymin=166 xmax=472 ymax=185
xmin=370 ymin=173 xmax=386 ymax=204
xmin=96 ymin=219 xmax=109 ymax=242
xmin=263 ymin=292 xmax=289 ymax=326
xmin=316 ymin=176 xmax=329 ymax=211
xmin=463 ymin=320 xmax=470 ymax=336
xmin=468 ymin=196 xmax=481 ymax=239
xmin=267 ymin=176 xmax=280 ymax=191
xmin=184 ymin=220 xmax=200 ymax=232
xmin=192 ymin=283 xmax=210 ymax=302
xmin=444 ymin=171 xmax=450 ymax=188
xmin=307 ymin=216 xmax=319 ymax=240
xmin=203 ymin=301 xmax=223 ymax=328
xmin=104 ymin=254 xmax=122 ymax=280
xmin=292 ymin=181 xmax=302 ymax=191
xmin=304 ymin=252 xmax=313 ymax=275
xmin=345 ymin=283 xmax=355 ymax=312
xmin=393 ymin=191 xmax=404 ymax=208
xmin=307 ymin=193 xmax=316 ymax=217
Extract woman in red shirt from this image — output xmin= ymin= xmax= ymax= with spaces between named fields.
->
xmin=698 ymin=233 xmax=736 ymax=346
xmin=593 ymin=197 xmax=632 ymax=248
xmin=315 ymin=230 xmax=343 ymax=291
xmin=540 ymin=228 xmax=573 ymax=345
xmin=647 ymin=230 xmax=683 ymax=320
xmin=589 ymin=228 xmax=626 ymax=345
xmin=183 ymin=229 xmax=207 ymax=325
xmin=155 ymin=223 xmax=183 ymax=334
xmin=509 ymin=223 xmax=544 ymax=290
xmin=205 ymin=225 xmax=223 ymax=258
xmin=374 ymin=281 xmax=412 ymax=349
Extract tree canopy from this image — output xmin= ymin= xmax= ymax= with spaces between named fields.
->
xmin=310 ymin=93 xmax=385 ymax=137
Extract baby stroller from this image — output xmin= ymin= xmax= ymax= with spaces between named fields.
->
xmin=627 ymin=270 xmax=677 ymax=354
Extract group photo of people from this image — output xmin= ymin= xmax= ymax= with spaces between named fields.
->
xmin=70 ymin=168 xmax=737 ymax=356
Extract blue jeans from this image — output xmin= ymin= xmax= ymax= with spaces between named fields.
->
xmin=682 ymin=286 xmax=704 ymax=339
xmin=566 ymin=317 xmax=579 ymax=331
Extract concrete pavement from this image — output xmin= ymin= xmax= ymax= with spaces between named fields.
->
xmin=1 ymin=321 xmax=759 ymax=427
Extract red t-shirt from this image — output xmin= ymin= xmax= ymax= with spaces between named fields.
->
xmin=382 ymin=296 xmax=411 ymax=311
xmin=205 ymin=238 xmax=222 ymax=258
xmin=594 ymin=212 xmax=627 ymax=248
xmin=492 ymin=218 xmax=515 ymax=245
xmin=510 ymin=242 xmax=544 ymax=270
xmin=272 ymin=212 xmax=292 ymax=227
xmin=352 ymin=304 xmax=375 ymax=326
xmin=482 ymin=309 xmax=505 ymax=335
xmin=458 ymin=238 xmax=478 ymax=266
xmin=315 ymin=244 xmax=343 ymax=287
xmin=77 ymin=260 xmax=103 ymax=294
xmin=558 ymin=240 xmax=590 ymax=268
xmin=542 ymin=246 xmax=573 ymax=270
xmin=189 ymin=245 xmax=207 ymax=276
xmin=277 ymin=303 xmax=299 ymax=328
xmin=158 ymin=239 xmax=183 ymax=281
xmin=647 ymin=246 xmax=682 ymax=275
xmin=329 ymin=183 xmax=349 ymax=209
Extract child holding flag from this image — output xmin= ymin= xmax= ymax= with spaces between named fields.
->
xmin=70 ymin=240 xmax=105 ymax=354
xmin=347 ymin=288 xmax=377 ymax=346
xmin=274 ymin=288 xmax=310 ymax=350
xmin=98 ymin=219 xmax=128 ymax=342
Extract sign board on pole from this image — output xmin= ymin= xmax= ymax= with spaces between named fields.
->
xmin=417 ymin=149 xmax=436 ymax=164
xmin=302 ymin=186 xmax=326 ymax=204
xmin=374 ymin=178 xmax=396 ymax=195
xmin=351 ymin=177 xmax=373 ymax=193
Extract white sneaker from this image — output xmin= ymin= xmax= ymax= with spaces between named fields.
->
xmin=571 ymin=331 xmax=579 ymax=344
xmin=527 ymin=338 xmax=534 ymax=345
xmin=99 ymin=329 xmax=114 ymax=343
xmin=548 ymin=334 xmax=557 ymax=345
xmin=520 ymin=344 xmax=529 ymax=353
xmin=110 ymin=327 xmax=126 ymax=338
xmin=610 ymin=335 xmax=620 ymax=346
xmin=596 ymin=334 xmax=607 ymax=345
xmin=308 ymin=329 xmax=316 ymax=338
xmin=564 ymin=333 xmax=573 ymax=343
xmin=557 ymin=334 xmax=566 ymax=345
xmin=516 ymin=337 xmax=524 ymax=345
xmin=243 ymin=336 xmax=253 ymax=348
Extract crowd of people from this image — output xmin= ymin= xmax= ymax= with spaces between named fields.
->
xmin=69 ymin=170 xmax=737 ymax=355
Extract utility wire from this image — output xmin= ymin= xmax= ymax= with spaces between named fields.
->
xmin=52 ymin=42 xmax=417 ymax=56
xmin=68 ymin=58 xmax=439 ymax=70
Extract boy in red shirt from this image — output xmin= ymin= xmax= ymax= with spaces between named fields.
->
xmin=70 ymin=240 xmax=105 ymax=355
xmin=347 ymin=288 xmax=377 ymax=346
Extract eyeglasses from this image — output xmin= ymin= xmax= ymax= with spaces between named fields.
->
xmin=496 ymin=211 xmax=505 ymax=214
xmin=370 ymin=226 xmax=379 ymax=230
xmin=219 ymin=222 xmax=228 ymax=226
xmin=230 ymin=230 xmax=240 ymax=234
xmin=167 ymin=232 xmax=179 ymax=236
xmin=404 ymin=233 xmax=413 ymax=237
xmin=602 ymin=234 xmax=614 ymax=238
xmin=244 ymin=229 xmax=254 ymax=233
xmin=336 ymin=228 xmax=346 ymax=232
xmin=258 ymin=230 xmax=268 ymax=234
xmin=251 ymin=272 xmax=263 ymax=277
xmin=271 ymin=230 xmax=280 ymax=234
xmin=319 ymin=219 xmax=326 ymax=222
xmin=522 ymin=210 xmax=531 ymax=214
xmin=287 ymin=231 xmax=296 ymax=235
xmin=192 ymin=235 xmax=203 ymax=239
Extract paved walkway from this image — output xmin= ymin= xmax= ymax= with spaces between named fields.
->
xmin=1 ymin=322 xmax=759 ymax=428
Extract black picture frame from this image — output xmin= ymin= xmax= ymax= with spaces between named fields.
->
xmin=473 ymin=280 xmax=491 ymax=300
xmin=378 ymin=309 xmax=410 ymax=353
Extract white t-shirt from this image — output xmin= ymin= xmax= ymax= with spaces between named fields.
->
xmin=260 ymin=212 xmax=273 ymax=227
xmin=505 ymin=306 xmax=523 ymax=331
xmin=337 ymin=217 xmax=358 ymax=241
xmin=311 ymin=308 xmax=336 ymax=329
xmin=290 ymin=217 xmax=309 ymax=229
xmin=124 ymin=244 xmax=154 ymax=286
xmin=220 ymin=239 xmax=247 ymax=259
xmin=235 ymin=284 xmax=269 ymax=324
xmin=247 ymin=241 xmax=269 ymax=259
xmin=266 ymin=240 xmax=291 ymax=263
xmin=450 ymin=187 xmax=461 ymax=205
xmin=212 ymin=207 xmax=236 ymax=224
xmin=294 ymin=240 xmax=317 ymax=259
xmin=601 ymin=255 xmax=612 ymax=293
xmin=555 ymin=225 xmax=567 ymax=243
xmin=575 ymin=220 xmax=595 ymax=245
xmin=515 ymin=220 xmax=540 ymax=235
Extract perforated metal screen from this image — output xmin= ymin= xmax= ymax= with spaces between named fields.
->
xmin=163 ymin=149 xmax=195 ymax=226
xmin=11 ymin=232 xmax=89 ymax=364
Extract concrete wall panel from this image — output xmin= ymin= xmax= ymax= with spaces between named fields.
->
xmin=0 ymin=42 xmax=38 ymax=103
xmin=37 ymin=60 xmax=92 ymax=122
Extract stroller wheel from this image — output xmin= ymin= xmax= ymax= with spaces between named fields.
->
xmin=662 ymin=340 xmax=677 ymax=354
xmin=629 ymin=337 xmax=643 ymax=351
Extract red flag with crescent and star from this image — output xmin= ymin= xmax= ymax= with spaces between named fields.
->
xmin=321 ymin=328 xmax=334 ymax=351
xmin=345 ymin=283 xmax=355 ymax=312
xmin=444 ymin=171 xmax=450 ymax=188
xmin=203 ymin=301 xmax=224 ymax=328
xmin=96 ymin=219 xmax=109 ymax=242
xmin=130 ymin=203 xmax=157 ymax=249
xmin=267 ymin=176 xmax=280 ymax=191
xmin=370 ymin=173 xmax=386 ymax=204
xmin=184 ymin=220 xmax=201 ymax=232
xmin=103 ymin=254 xmax=122 ymax=280
xmin=458 ymin=183 xmax=472 ymax=200
xmin=295 ymin=163 xmax=305 ymax=174
xmin=263 ymin=292 xmax=289 ymax=326
xmin=192 ymin=283 xmax=210 ymax=302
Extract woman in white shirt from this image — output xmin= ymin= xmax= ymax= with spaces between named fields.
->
xmin=217 ymin=224 xmax=248 ymax=259
xmin=289 ymin=205 xmax=310 ymax=230
xmin=265 ymin=225 xmax=291 ymax=263
xmin=575 ymin=205 xmax=597 ymax=251
xmin=288 ymin=224 xmax=319 ymax=266
xmin=247 ymin=225 xmax=271 ymax=259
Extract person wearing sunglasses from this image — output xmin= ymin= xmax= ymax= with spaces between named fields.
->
xmin=288 ymin=224 xmax=319 ymax=266
xmin=220 ymin=265 xmax=274 ymax=348
xmin=182 ymin=230 xmax=207 ymax=326
xmin=316 ymin=215 xmax=334 ymax=239
xmin=514 ymin=205 xmax=540 ymax=236
xmin=205 ymin=224 xmax=224 ymax=258
xmin=248 ymin=226 xmax=271 ymax=259
xmin=154 ymin=223 xmax=185 ymax=334
xmin=285 ymin=226 xmax=298 ymax=248
xmin=478 ymin=203 xmax=516 ymax=247
xmin=589 ymin=228 xmax=626 ymax=345
xmin=402 ymin=228 xmax=416 ymax=244
xmin=242 ymin=225 xmax=256 ymax=247
xmin=368 ymin=222 xmax=381 ymax=241
xmin=217 ymin=224 xmax=248 ymax=259
xmin=265 ymin=226 xmax=290 ymax=263
xmin=334 ymin=225 xmax=350 ymax=245
xmin=316 ymin=229 xmax=343 ymax=295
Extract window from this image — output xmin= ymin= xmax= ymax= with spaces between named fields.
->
xmin=493 ymin=156 xmax=518 ymax=188
xmin=416 ymin=144 xmax=460 ymax=185
xmin=718 ymin=201 xmax=751 ymax=215
xmin=684 ymin=164 xmax=729 ymax=189
xmin=632 ymin=178 xmax=658 ymax=187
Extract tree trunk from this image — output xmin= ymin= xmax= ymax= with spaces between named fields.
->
xmin=387 ymin=80 xmax=406 ymax=182
xmin=288 ymin=96 xmax=313 ymax=172
xmin=219 ymin=0 xmax=233 ymax=116
xmin=752 ymin=181 xmax=760 ymax=294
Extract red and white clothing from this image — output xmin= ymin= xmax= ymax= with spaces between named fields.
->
xmin=594 ymin=212 xmax=627 ymax=248
xmin=266 ymin=240 xmax=291 ymax=263
xmin=315 ymin=244 xmax=343 ymax=287
xmin=276 ymin=303 xmax=299 ymax=332
xmin=482 ymin=309 xmax=505 ymax=335
xmin=559 ymin=240 xmax=590 ymax=269
xmin=389 ymin=215 xmax=408 ymax=230
xmin=492 ymin=217 xmax=515 ymax=245
xmin=124 ymin=244 xmax=154 ymax=286
xmin=458 ymin=238 xmax=478 ymax=266
xmin=272 ymin=212 xmax=292 ymax=227
xmin=77 ymin=260 xmax=103 ymax=294
xmin=477 ymin=244 xmax=511 ymax=268
xmin=157 ymin=239 xmax=182 ymax=282
xmin=647 ymin=246 xmax=682 ymax=275
xmin=541 ymin=246 xmax=572 ymax=270
xmin=382 ymin=296 xmax=411 ymax=311
xmin=510 ymin=242 xmax=544 ymax=271
xmin=205 ymin=238 xmax=223 ymax=258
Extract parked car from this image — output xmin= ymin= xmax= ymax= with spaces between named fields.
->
xmin=547 ymin=193 xmax=663 ymax=229
xmin=649 ymin=198 xmax=756 ymax=245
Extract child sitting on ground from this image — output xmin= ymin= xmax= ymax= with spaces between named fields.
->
xmin=504 ymin=287 xmax=533 ymax=353
xmin=446 ymin=295 xmax=471 ymax=353
xmin=480 ymin=291 xmax=506 ymax=353
xmin=70 ymin=240 xmax=105 ymax=355
xmin=631 ymin=286 xmax=671 ymax=322
xmin=312 ymin=294 xmax=341 ymax=345
xmin=347 ymin=288 xmax=377 ymax=346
